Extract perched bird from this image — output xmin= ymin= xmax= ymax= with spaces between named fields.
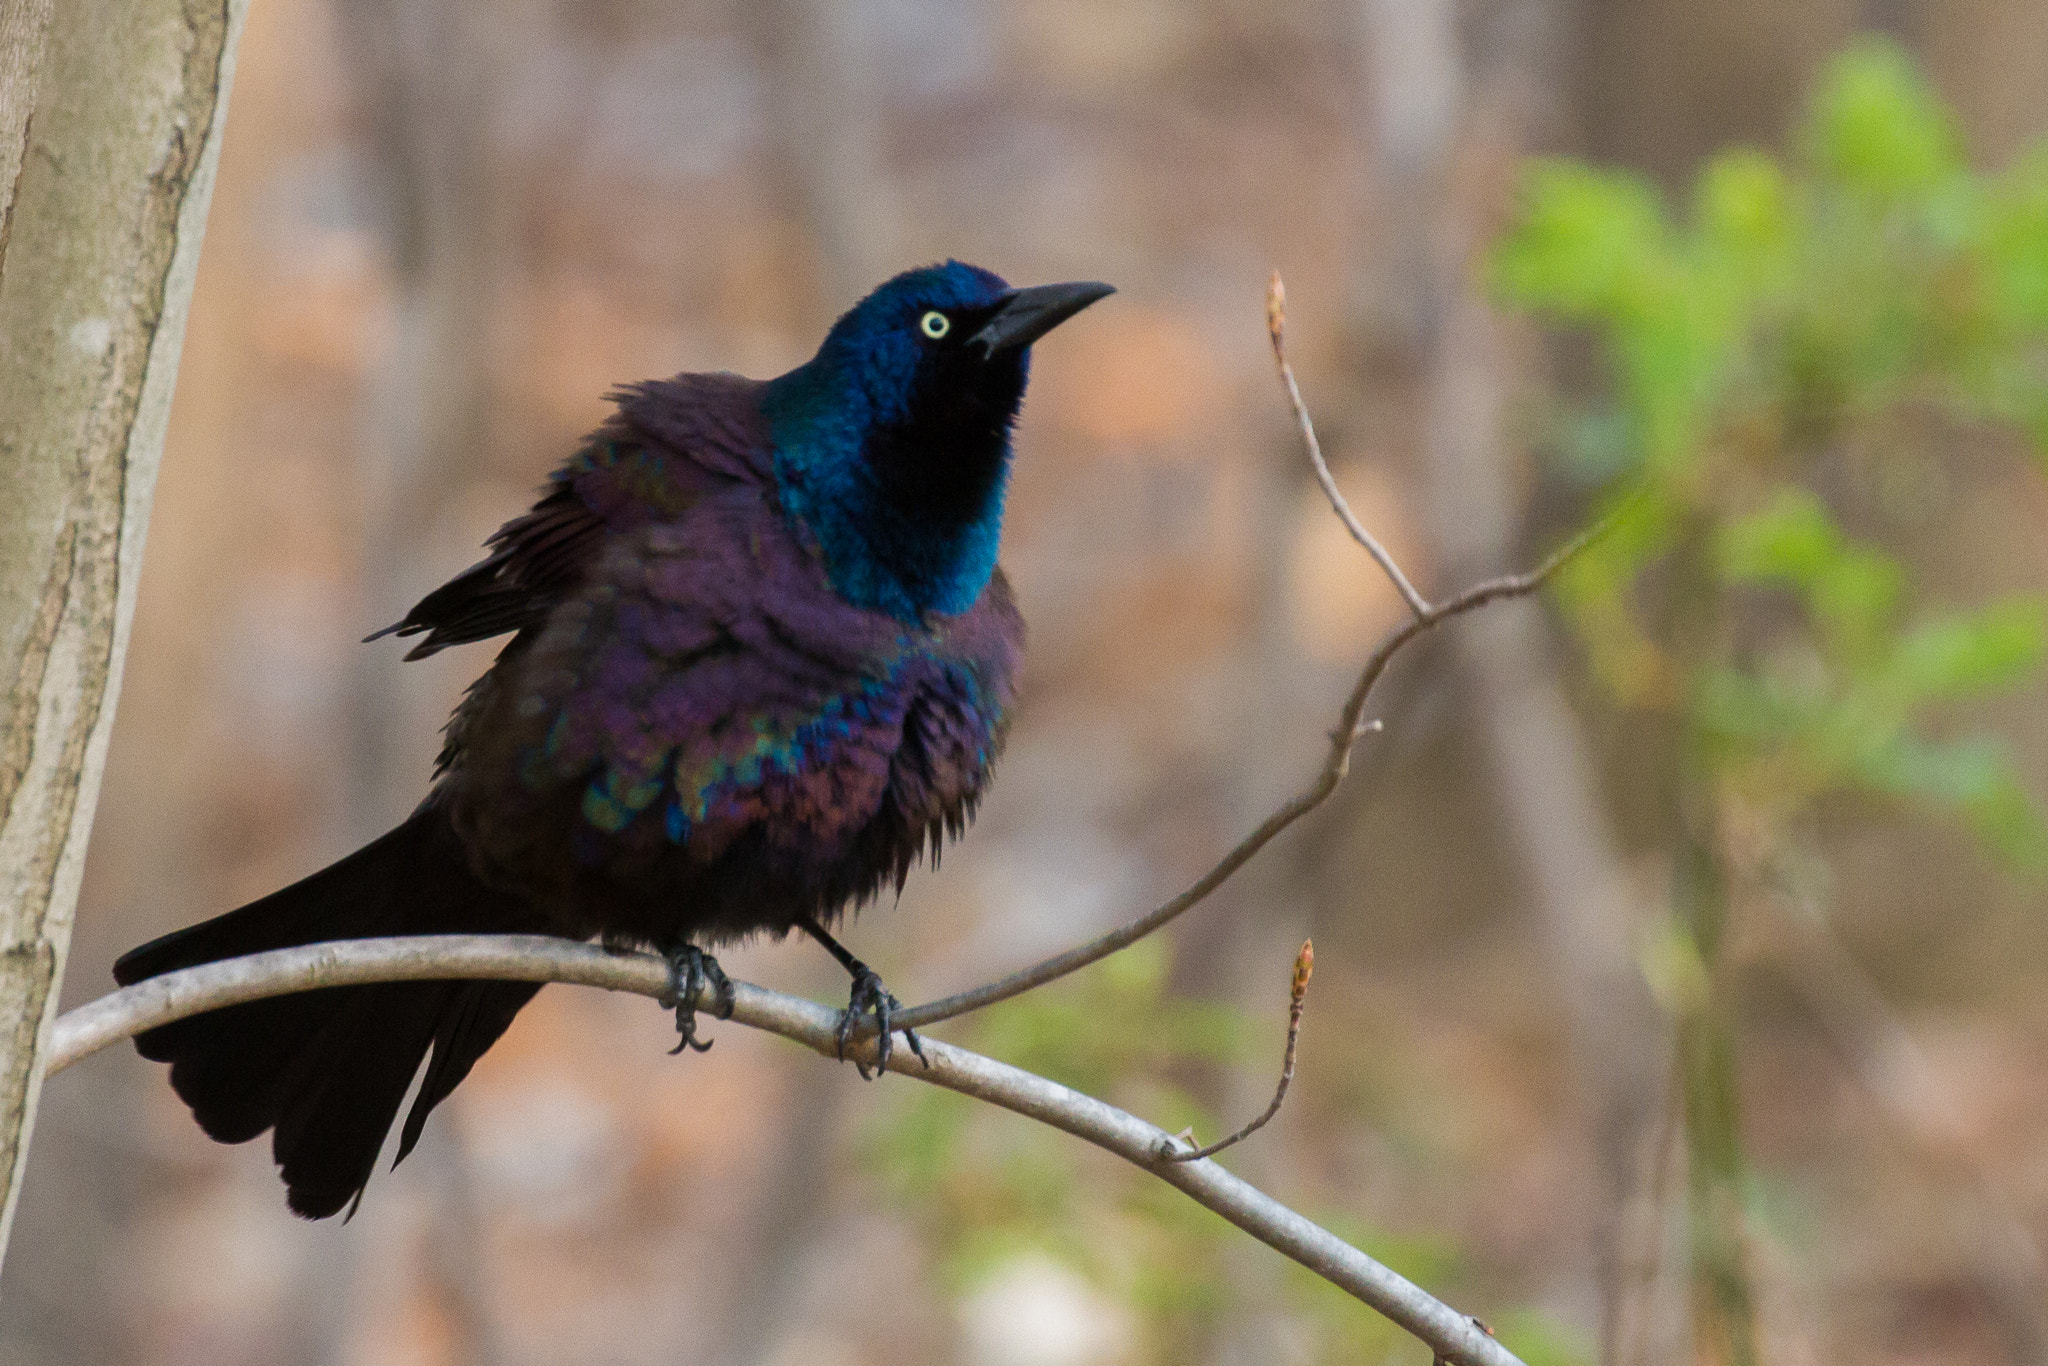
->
xmin=115 ymin=262 xmax=1113 ymax=1219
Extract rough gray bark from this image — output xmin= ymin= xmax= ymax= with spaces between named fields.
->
xmin=0 ymin=0 xmax=55 ymax=261
xmin=0 ymin=0 xmax=246 ymax=1274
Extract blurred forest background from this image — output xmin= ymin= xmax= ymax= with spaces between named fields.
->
xmin=9 ymin=1 xmax=2048 ymax=1364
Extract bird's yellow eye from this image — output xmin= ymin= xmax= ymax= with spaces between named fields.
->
xmin=919 ymin=310 xmax=951 ymax=339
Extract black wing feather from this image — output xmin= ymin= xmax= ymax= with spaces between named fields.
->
xmin=366 ymin=480 xmax=604 ymax=659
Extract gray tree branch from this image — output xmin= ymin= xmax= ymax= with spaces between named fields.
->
xmin=46 ymin=934 xmax=1526 ymax=1366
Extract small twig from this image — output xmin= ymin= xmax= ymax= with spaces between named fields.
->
xmin=43 ymin=936 xmax=1526 ymax=1366
xmin=1269 ymin=269 xmax=1432 ymax=619
xmin=1163 ymin=939 xmax=1314 ymax=1162
xmin=896 ymin=519 xmax=1600 ymax=1035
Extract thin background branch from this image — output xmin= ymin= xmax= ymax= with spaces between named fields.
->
xmin=895 ymin=516 xmax=1599 ymax=1034
xmin=1268 ymin=271 xmax=1432 ymax=617
xmin=894 ymin=273 xmax=1606 ymax=1036
xmin=46 ymin=936 xmax=1526 ymax=1366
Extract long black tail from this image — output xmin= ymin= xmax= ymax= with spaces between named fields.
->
xmin=114 ymin=806 xmax=545 ymax=1219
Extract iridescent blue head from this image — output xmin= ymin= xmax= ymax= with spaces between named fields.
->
xmin=763 ymin=261 xmax=1114 ymax=623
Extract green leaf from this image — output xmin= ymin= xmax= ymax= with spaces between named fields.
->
xmin=1695 ymin=148 xmax=1797 ymax=305
xmin=1889 ymin=597 xmax=2048 ymax=701
xmin=1808 ymin=37 xmax=1961 ymax=198
xmin=1491 ymin=160 xmax=1669 ymax=318
xmin=1718 ymin=488 xmax=1841 ymax=584
xmin=1985 ymin=146 xmax=2048 ymax=328
xmin=1717 ymin=488 xmax=1905 ymax=656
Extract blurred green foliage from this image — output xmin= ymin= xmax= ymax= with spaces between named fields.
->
xmin=1494 ymin=36 xmax=2048 ymax=865
xmin=1493 ymin=36 xmax=2048 ymax=1366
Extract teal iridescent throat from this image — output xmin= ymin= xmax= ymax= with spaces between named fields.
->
xmin=764 ymin=366 xmax=1009 ymax=624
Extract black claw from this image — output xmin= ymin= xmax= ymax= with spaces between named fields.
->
xmin=836 ymin=964 xmax=925 ymax=1078
xmin=661 ymin=946 xmax=733 ymax=1055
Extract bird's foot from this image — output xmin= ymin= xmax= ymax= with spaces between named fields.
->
xmin=659 ymin=945 xmax=735 ymax=1055
xmin=837 ymin=963 xmax=927 ymax=1080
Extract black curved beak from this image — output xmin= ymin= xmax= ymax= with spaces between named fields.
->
xmin=968 ymin=280 xmax=1116 ymax=357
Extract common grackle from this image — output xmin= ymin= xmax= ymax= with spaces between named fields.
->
xmin=115 ymin=262 xmax=1113 ymax=1219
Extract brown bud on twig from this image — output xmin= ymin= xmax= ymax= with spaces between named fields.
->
xmin=1265 ymin=269 xmax=1432 ymax=618
xmin=1160 ymin=939 xmax=1314 ymax=1164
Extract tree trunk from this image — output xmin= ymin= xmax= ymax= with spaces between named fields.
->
xmin=0 ymin=0 xmax=246 ymax=1275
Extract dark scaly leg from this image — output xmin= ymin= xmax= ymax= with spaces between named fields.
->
xmin=800 ymin=916 xmax=926 ymax=1078
xmin=659 ymin=944 xmax=735 ymax=1054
